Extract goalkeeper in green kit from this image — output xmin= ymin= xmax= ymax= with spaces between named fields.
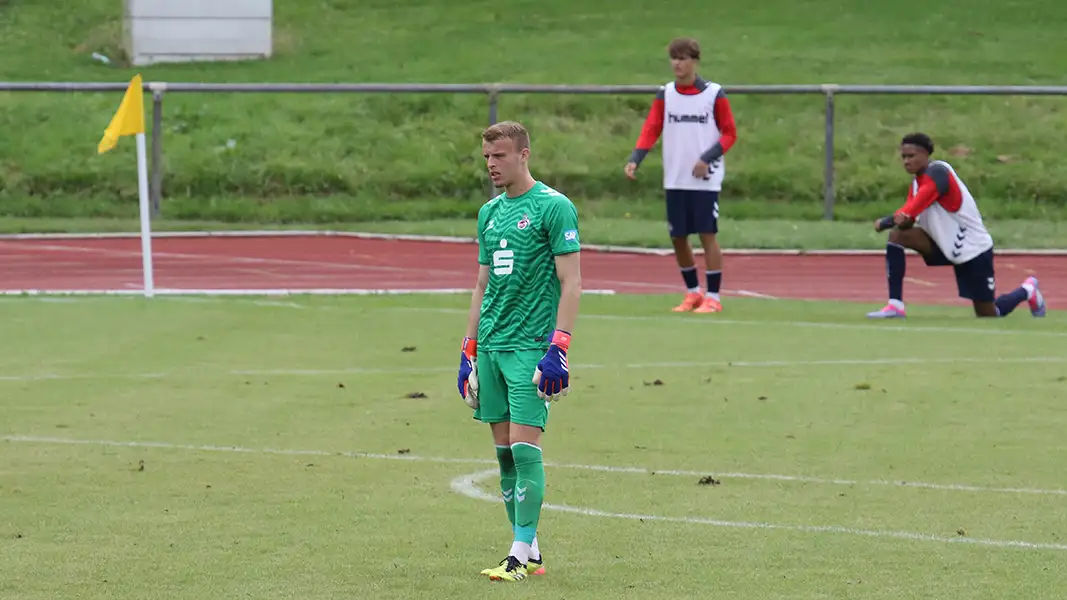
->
xmin=456 ymin=121 xmax=583 ymax=583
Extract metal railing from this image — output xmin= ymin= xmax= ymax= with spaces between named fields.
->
xmin=4 ymin=81 xmax=1067 ymax=220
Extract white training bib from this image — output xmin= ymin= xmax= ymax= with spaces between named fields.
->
xmin=661 ymin=81 xmax=724 ymax=191
xmin=914 ymin=160 xmax=994 ymax=264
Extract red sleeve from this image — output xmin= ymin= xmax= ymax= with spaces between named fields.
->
xmin=713 ymin=95 xmax=737 ymax=153
xmin=897 ymin=178 xmax=939 ymax=218
xmin=635 ymin=97 xmax=664 ymax=150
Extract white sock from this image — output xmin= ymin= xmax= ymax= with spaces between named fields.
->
xmin=707 ymin=292 xmax=721 ymax=301
xmin=1023 ymin=281 xmax=1036 ymax=300
xmin=509 ymin=541 xmax=532 ymax=565
xmin=529 ymin=536 xmax=540 ymax=560
xmin=888 ymin=299 xmax=905 ymax=310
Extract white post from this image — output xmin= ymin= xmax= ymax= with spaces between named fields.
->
xmin=135 ymin=132 xmax=155 ymax=297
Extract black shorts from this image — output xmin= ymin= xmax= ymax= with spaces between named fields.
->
xmin=665 ymin=189 xmax=719 ymax=237
xmin=922 ymin=245 xmax=996 ymax=303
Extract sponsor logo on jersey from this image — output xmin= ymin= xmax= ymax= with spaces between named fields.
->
xmin=517 ymin=214 xmax=530 ymax=230
xmin=667 ymin=112 xmax=710 ymax=124
xmin=563 ymin=229 xmax=578 ymax=242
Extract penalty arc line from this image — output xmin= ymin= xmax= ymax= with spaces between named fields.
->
xmin=8 ymin=434 xmax=1067 ymax=551
xmin=449 ymin=469 xmax=1067 ymax=552
xmin=4 ymin=435 xmax=1066 ymax=500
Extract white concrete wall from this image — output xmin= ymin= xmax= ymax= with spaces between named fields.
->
xmin=124 ymin=0 xmax=272 ymax=66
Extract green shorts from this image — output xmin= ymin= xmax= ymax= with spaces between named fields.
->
xmin=473 ymin=349 xmax=550 ymax=430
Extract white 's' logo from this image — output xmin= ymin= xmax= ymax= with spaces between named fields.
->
xmin=493 ymin=238 xmax=513 ymax=275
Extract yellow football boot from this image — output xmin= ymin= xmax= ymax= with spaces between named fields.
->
xmin=484 ymin=556 xmax=528 ymax=582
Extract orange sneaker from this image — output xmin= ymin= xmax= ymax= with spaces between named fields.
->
xmin=693 ymin=296 xmax=723 ymax=313
xmin=672 ymin=291 xmax=704 ymax=312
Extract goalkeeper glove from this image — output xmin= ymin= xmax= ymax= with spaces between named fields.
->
xmin=533 ymin=330 xmax=570 ymax=402
xmin=458 ymin=336 xmax=479 ymax=409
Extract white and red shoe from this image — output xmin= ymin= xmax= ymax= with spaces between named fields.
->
xmin=1024 ymin=276 xmax=1047 ymax=317
xmin=866 ymin=301 xmax=906 ymax=319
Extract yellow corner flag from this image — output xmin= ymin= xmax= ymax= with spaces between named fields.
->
xmin=97 ymin=74 xmax=145 ymax=154
xmin=94 ymin=73 xmax=157 ymax=299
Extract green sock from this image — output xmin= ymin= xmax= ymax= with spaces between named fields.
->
xmin=511 ymin=442 xmax=545 ymax=545
xmin=495 ymin=445 xmax=517 ymax=531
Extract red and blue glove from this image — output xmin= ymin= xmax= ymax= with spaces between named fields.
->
xmin=458 ymin=337 xmax=479 ymax=409
xmin=533 ymin=330 xmax=570 ymax=402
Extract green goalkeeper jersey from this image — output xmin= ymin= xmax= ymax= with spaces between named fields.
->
xmin=476 ymin=181 xmax=581 ymax=351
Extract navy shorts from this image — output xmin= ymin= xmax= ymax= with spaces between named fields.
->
xmin=665 ymin=189 xmax=719 ymax=237
xmin=922 ymin=245 xmax=996 ymax=303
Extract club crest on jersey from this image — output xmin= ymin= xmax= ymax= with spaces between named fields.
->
xmin=517 ymin=214 xmax=530 ymax=230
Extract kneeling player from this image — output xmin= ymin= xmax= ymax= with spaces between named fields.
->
xmin=867 ymin=132 xmax=1046 ymax=319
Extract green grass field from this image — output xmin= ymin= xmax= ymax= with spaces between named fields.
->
xmin=5 ymin=4 xmax=1067 ymax=595
xmin=3 ymin=294 xmax=1067 ymax=599
xmin=2 ymin=0 xmax=1067 ymax=242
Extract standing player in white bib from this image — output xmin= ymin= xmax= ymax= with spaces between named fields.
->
xmin=867 ymin=133 xmax=1046 ymax=319
xmin=625 ymin=37 xmax=738 ymax=313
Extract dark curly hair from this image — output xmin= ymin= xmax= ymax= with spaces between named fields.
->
xmin=901 ymin=132 xmax=934 ymax=154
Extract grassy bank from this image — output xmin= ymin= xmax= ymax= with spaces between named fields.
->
xmin=2 ymin=0 xmax=1067 ymax=223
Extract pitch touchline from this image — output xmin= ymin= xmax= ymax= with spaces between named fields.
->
xmin=3 ymin=435 xmax=1064 ymax=498
xmin=450 ymin=469 xmax=1067 ymax=552
xmin=5 ymin=230 xmax=1065 ymax=257
xmin=4 ymin=241 xmax=472 ymax=278
xmin=0 ymin=355 xmax=1063 ymax=382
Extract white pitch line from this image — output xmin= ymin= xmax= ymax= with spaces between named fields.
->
xmin=2 ymin=229 xmax=1065 ymax=256
xmin=576 ymin=278 xmax=777 ymax=300
xmin=1 ymin=355 xmax=1064 ymax=383
xmin=231 ymin=355 xmax=1067 ymax=375
xmin=4 ymin=434 xmax=1062 ymax=551
xmin=543 ymin=463 xmax=1067 ymax=497
xmin=0 ymin=241 xmax=467 ymax=277
xmin=3 ymin=435 xmax=1065 ymax=498
xmin=396 ymin=307 xmax=1067 ymax=338
xmin=0 ymin=371 xmax=169 ymax=382
xmin=735 ymin=289 xmax=778 ymax=300
xmin=450 ymin=469 xmax=1067 ymax=552
xmin=0 ymin=288 xmax=618 ymax=297
xmin=578 ymin=313 xmax=1067 ymax=338
xmin=251 ymin=300 xmax=305 ymax=309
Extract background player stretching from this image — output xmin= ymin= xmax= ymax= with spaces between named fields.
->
xmin=457 ymin=121 xmax=583 ymax=582
xmin=625 ymin=37 xmax=738 ymax=313
xmin=868 ymin=132 xmax=1046 ymax=319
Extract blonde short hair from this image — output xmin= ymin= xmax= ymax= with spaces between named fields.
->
xmin=481 ymin=121 xmax=530 ymax=151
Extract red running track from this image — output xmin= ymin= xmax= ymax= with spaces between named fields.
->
xmin=0 ymin=235 xmax=1063 ymax=307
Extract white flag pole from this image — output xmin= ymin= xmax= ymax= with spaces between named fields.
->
xmin=134 ymin=131 xmax=155 ymax=298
